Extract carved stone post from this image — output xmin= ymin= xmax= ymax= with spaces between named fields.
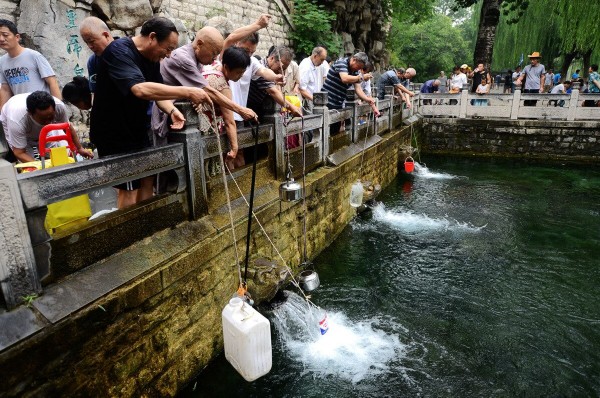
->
xmin=510 ymin=87 xmax=521 ymax=120
xmin=567 ymin=84 xmax=579 ymax=121
xmin=169 ymin=102 xmax=207 ymax=219
xmin=0 ymin=159 xmax=41 ymax=309
xmin=312 ymin=92 xmax=330 ymax=158
xmin=346 ymin=87 xmax=358 ymax=143
xmin=384 ymin=85 xmax=395 ymax=128
xmin=459 ymin=89 xmax=469 ymax=118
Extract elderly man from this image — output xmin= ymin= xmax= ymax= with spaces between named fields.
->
xmin=153 ymin=26 xmax=257 ymax=139
xmin=376 ymin=67 xmax=416 ymax=108
xmin=90 ymin=17 xmax=210 ymax=209
xmin=420 ymin=79 xmax=440 ymax=105
xmin=246 ymin=46 xmax=302 ymax=119
xmin=1 ymin=91 xmax=92 ymax=162
xmin=298 ymin=46 xmax=328 ymax=110
xmin=322 ymin=52 xmax=378 ymax=134
xmin=222 ymin=15 xmax=300 ymax=123
xmin=515 ymin=51 xmax=545 ymax=106
xmin=79 ymin=17 xmax=114 ymax=94
xmin=0 ymin=19 xmax=62 ymax=110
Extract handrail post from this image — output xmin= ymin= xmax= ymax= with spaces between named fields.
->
xmin=510 ymin=87 xmax=521 ymax=120
xmin=567 ymin=84 xmax=579 ymax=121
xmin=0 ymin=159 xmax=41 ymax=309
xmin=459 ymin=89 xmax=469 ymax=118
xmin=384 ymin=85 xmax=395 ymax=128
xmin=169 ymin=102 xmax=207 ymax=219
xmin=345 ymin=87 xmax=359 ymax=143
xmin=313 ymin=92 xmax=330 ymax=158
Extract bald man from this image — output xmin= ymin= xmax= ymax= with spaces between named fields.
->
xmin=152 ymin=26 xmax=257 ymax=138
xmin=79 ymin=17 xmax=114 ymax=93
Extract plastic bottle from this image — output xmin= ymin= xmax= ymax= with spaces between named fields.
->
xmin=349 ymin=180 xmax=364 ymax=207
xmin=222 ymin=297 xmax=272 ymax=381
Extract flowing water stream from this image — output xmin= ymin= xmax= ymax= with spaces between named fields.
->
xmin=182 ymin=156 xmax=600 ymax=397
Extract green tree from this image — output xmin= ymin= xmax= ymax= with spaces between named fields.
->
xmin=387 ymin=13 xmax=471 ymax=81
xmin=290 ymin=0 xmax=342 ymax=56
xmin=453 ymin=0 xmax=529 ymax=68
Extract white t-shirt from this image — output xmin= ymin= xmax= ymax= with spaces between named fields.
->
xmin=550 ymin=84 xmax=565 ymax=94
xmin=450 ymin=72 xmax=467 ymax=90
xmin=0 ymin=48 xmax=56 ymax=96
xmin=0 ymin=92 xmax=68 ymax=157
xmin=229 ymin=56 xmax=265 ymax=121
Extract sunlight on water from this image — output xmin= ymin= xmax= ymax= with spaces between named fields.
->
xmin=414 ymin=162 xmax=463 ymax=179
xmin=371 ymin=203 xmax=485 ymax=233
xmin=271 ymin=292 xmax=407 ymax=383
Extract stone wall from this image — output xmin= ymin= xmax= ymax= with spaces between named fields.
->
xmin=0 ymin=124 xmax=412 ymax=397
xmin=421 ymin=118 xmax=600 ymax=162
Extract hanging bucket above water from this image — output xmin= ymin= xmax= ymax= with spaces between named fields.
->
xmin=404 ymin=157 xmax=415 ymax=173
xmin=298 ymin=270 xmax=320 ymax=292
xmin=279 ymin=178 xmax=303 ymax=202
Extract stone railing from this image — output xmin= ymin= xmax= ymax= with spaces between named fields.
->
xmin=413 ymin=85 xmax=600 ymax=121
xmin=0 ymin=89 xmax=406 ymax=310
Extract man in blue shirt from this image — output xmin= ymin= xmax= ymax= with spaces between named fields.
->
xmin=420 ymin=79 xmax=440 ymax=105
xmin=376 ymin=67 xmax=416 ymax=107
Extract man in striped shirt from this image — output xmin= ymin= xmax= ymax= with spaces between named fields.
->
xmin=322 ymin=52 xmax=377 ymax=134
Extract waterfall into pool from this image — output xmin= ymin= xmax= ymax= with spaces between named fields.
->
xmin=182 ymin=156 xmax=600 ymax=397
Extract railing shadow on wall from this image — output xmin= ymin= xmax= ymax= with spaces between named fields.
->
xmin=0 ymin=89 xmax=406 ymax=310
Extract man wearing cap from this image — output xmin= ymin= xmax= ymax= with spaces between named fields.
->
xmin=515 ymin=51 xmax=545 ymax=106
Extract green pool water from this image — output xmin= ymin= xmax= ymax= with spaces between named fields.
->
xmin=183 ymin=156 xmax=600 ymax=397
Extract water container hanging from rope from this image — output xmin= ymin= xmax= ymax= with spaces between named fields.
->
xmin=298 ymin=270 xmax=320 ymax=292
xmin=318 ymin=311 xmax=329 ymax=335
xmin=222 ymin=297 xmax=272 ymax=381
xmin=279 ymin=178 xmax=303 ymax=202
xmin=349 ymin=180 xmax=364 ymax=207
xmin=404 ymin=156 xmax=415 ymax=173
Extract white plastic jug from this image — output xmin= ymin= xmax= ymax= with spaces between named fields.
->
xmin=222 ymin=297 xmax=272 ymax=382
xmin=349 ymin=180 xmax=364 ymax=208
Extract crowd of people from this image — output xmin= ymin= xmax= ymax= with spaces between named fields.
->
xmin=0 ymin=15 xmax=418 ymax=210
xmin=420 ymin=52 xmax=599 ymax=109
xmin=1 ymin=14 xmax=596 ymax=211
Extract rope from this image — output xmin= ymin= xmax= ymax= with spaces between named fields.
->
xmin=358 ymin=108 xmax=375 ymax=178
xmin=205 ymin=103 xmax=243 ymax=287
xmin=225 ymin=163 xmax=319 ymax=310
xmin=300 ymin=117 xmax=309 ymax=266
xmin=243 ymin=122 xmax=260 ymax=284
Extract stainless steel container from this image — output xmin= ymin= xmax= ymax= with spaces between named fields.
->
xmin=279 ymin=179 xmax=303 ymax=202
xmin=298 ymin=270 xmax=320 ymax=292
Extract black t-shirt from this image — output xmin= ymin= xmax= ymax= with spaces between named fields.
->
xmin=504 ymin=74 xmax=512 ymax=85
xmin=471 ymin=69 xmax=489 ymax=92
xmin=90 ymin=37 xmax=163 ymax=156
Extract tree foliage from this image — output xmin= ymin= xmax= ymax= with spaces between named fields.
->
xmin=382 ymin=0 xmax=437 ymax=22
xmin=387 ymin=13 xmax=471 ymax=81
xmin=491 ymin=0 xmax=600 ymax=73
xmin=290 ymin=0 xmax=342 ymax=57
xmin=453 ymin=0 xmax=529 ymax=23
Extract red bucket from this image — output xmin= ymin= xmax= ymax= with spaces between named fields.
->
xmin=404 ymin=157 xmax=415 ymax=173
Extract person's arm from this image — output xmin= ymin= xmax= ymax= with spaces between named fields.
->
xmin=45 ymin=76 xmax=62 ymax=100
xmin=255 ymin=67 xmax=284 ymax=84
xmin=11 ymin=147 xmax=36 ymax=163
xmin=223 ymin=14 xmax=271 ymax=51
xmin=395 ymin=83 xmax=414 ymax=96
xmin=299 ymin=87 xmax=313 ymax=101
xmin=0 ymin=84 xmax=13 ymax=111
xmin=339 ymin=71 xmax=362 ymax=85
xmin=354 ymin=83 xmax=380 ymax=116
xmin=265 ymin=86 xmax=301 ymax=117
xmin=130 ymin=82 xmax=211 ymax=105
xmin=219 ymin=88 xmax=239 ymax=161
xmin=155 ymin=99 xmax=186 ymax=130
xmin=68 ymin=123 xmax=93 ymax=158
xmin=539 ymin=73 xmax=545 ymax=93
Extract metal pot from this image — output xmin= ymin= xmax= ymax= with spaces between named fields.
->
xmin=298 ymin=270 xmax=320 ymax=292
xmin=279 ymin=179 xmax=303 ymax=202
